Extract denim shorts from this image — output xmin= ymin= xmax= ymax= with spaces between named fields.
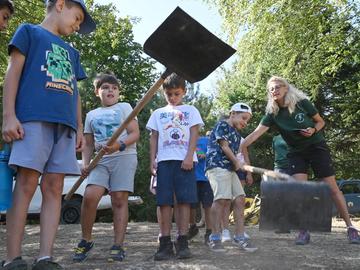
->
xmin=236 ymin=170 xmax=247 ymax=181
xmin=156 ymin=160 xmax=197 ymax=206
xmin=9 ymin=121 xmax=80 ymax=175
xmin=288 ymin=141 xmax=335 ymax=178
xmin=191 ymin=181 xmax=214 ymax=209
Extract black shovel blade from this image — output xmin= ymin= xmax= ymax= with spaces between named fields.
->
xmin=143 ymin=7 xmax=236 ymax=83
xmin=259 ymin=181 xmax=333 ymax=232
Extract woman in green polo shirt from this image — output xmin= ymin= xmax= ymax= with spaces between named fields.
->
xmin=242 ymin=76 xmax=360 ymax=245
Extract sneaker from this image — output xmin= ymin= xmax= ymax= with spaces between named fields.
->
xmin=175 ymin=235 xmax=192 ymax=259
xmin=204 ymin=229 xmax=212 ymax=245
xmin=73 ymin=239 xmax=94 ymax=262
xmin=243 ymin=232 xmax=251 ymax=240
xmin=187 ymin=224 xmax=199 ymax=240
xmin=233 ymin=237 xmax=258 ymax=252
xmin=1 ymin=257 xmax=28 ymax=270
xmin=295 ymin=230 xmax=310 ymax=245
xmin=154 ymin=236 xmax=174 ymax=261
xmin=108 ymin=245 xmax=126 ymax=262
xmin=32 ymin=258 xmax=63 ymax=270
xmin=347 ymin=227 xmax=360 ymax=244
xmin=221 ymin=229 xmax=231 ymax=242
xmin=208 ymin=239 xmax=226 ymax=252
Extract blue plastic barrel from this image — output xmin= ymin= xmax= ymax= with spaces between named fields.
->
xmin=0 ymin=144 xmax=15 ymax=211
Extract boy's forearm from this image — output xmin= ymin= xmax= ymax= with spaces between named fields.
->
xmin=221 ymin=144 xmax=240 ymax=170
xmin=82 ymin=144 xmax=94 ymax=166
xmin=123 ymin=120 xmax=140 ymax=146
xmin=185 ymin=125 xmax=200 ymax=159
xmin=3 ymin=55 xmax=24 ymax=117
xmin=149 ymin=131 xmax=158 ymax=162
xmin=77 ymin=94 xmax=83 ymax=131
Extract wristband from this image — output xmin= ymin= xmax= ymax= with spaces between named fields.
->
xmin=119 ymin=141 xmax=126 ymax=152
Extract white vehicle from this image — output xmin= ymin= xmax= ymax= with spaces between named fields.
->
xmin=2 ymin=175 xmax=143 ymax=224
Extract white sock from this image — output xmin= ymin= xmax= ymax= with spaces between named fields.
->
xmin=36 ymin=256 xmax=51 ymax=262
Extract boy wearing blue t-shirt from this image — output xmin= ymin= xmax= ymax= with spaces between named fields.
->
xmin=1 ymin=0 xmax=95 ymax=269
xmin=206 ymin=103 xmax=257 ymax=252
xmin=146 ymin=73 xmax=204 ymax=260
xmin=188 ymin=134 xmax=214 ymax=244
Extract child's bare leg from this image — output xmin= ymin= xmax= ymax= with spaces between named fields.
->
xmin=211 ymin=199 xmax=227 ymax=234
xmin=189 ymin=207 xmax=196 ymax=225
xmin=204 ymin=206 xmax=212 ymax=230
xmin=81 ymin=185 xmax=105 ymax=241
xmin=233 ymin=195 xmax=245 ymax=236
xmin=111 ymin=191 xmax=129 ymax=246
xmin=159 ymin=205 xmax=172 ymax=236
xmin=38 ymin=173 xmax=64 ymax=258
xmin=176 ymin=203 xmax=190 ymax=235
xmin=221 ymin=200 xmax=231 ymax=230
xmin=6 ymin=168 xmax=39 ymax=261
xmin=323 ymin=176 xmax=352 ymax=227
xmin=196 ymin=205 xmax=205 ymax=227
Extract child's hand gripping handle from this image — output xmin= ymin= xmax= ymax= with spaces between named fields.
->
xmin=65 ymin=69 xmax=172 ymax=201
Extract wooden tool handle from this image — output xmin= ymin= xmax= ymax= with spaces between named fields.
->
xmin=64 ymin=70 xmax=171 ymax=201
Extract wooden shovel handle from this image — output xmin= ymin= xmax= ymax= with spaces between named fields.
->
xmin=240 ymin=164 xmax=292 ymax=181
xmin=64 ymin=69 xmax=172 ymax=201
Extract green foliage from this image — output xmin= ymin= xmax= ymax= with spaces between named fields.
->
xmin=0 ymin=0 xmax=162 ymax=221
xmin=208 ymin=0 xmax=360 ymax=178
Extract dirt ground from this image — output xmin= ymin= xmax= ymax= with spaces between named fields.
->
xmin=1 ymin=218 xmax=360 ymax=270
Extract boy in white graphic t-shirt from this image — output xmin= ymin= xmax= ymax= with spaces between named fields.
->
xmin=146 ymin=73 xmax=204 ymax=261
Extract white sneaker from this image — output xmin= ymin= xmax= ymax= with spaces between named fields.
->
xmin=221 ymin=229 xmax=231 ymax=242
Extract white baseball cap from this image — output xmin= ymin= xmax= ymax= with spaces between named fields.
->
xmin=230 ymin=102 xmax=252 ymax=115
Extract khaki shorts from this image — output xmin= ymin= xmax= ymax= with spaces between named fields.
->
xmin=206 ymin=167 xmax=245 ymax=201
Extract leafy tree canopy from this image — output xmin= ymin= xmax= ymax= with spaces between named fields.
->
xmin=206 ymin=0 xmax=360 ymax=178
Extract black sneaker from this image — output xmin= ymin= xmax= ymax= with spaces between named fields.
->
xmin=73 ymin=239 xmax=94 ymax=262
xmin=295 ymin=230 xmax=310 ymax=245
xmin=32 ymin=257 xmax=63 ymax=270
xmin=208 ymin=239 xmax=225 ymax=252
xmin=187 ymin=224 xmax=199 ymax=240
xmin=108 ymin=245 xmax=126 ymax=262
xmin=204 ymin=229 xmax=212 ymax=245
xmin=1 ymin=257 xmax=28 ymax=270
xmin=175 ymin=235 xmax=192 ymax=259
xmin=233 ymin=237 xmax=258 ymax=252
xmin=154 ymin=236 xmax=174 ymax=261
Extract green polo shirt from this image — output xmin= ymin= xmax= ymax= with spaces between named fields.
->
xmin=272 ymin=135 xmax=289 ymax=169
xmin=260 ymin=99 xmax=324 ymax=152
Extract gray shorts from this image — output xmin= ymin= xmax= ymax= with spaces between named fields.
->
xmin=9 ymin=121 xmax=80 ymax=175
xmin=87 ymin=154 xmax=137 ymax=192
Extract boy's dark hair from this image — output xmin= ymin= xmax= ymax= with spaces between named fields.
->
xmin=163 ymin=73 xmax=186 ymax=90
xmin=45 ymin=0 xmax=76 ymax=12
xmin=0 ymin=0 xmax=14 ymax=14
xmin=93 ymin=72 xmax=121 ymax=90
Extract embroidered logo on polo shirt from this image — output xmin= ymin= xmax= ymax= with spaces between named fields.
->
xmin=295 ymin=113 xmax=305 ymax=123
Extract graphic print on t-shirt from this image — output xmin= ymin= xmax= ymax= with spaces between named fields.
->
xmin=91 ymin=110 xmax=121 ymax=144
xmin=160 ymin=110 xmax=189 ymax=149
xmin=41 ymin=43 xmax=75 ymax=94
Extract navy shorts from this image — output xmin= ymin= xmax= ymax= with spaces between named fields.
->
xmin=191 ymin=181 xmax=214 ymax=209
xmin=156 ymin=160 xmax=197 ymax=206
xmin=236 ymin=170 xmax=247 ymax=181
xmin=288 ymin=141 xmax=335 ymax=178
